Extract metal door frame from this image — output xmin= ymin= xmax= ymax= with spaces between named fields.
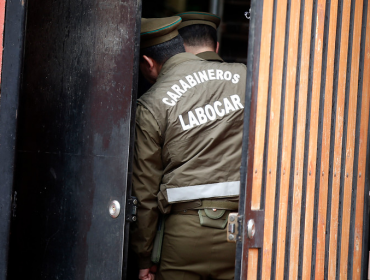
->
xmin=0 ymin=0 xmax=27 ymax=278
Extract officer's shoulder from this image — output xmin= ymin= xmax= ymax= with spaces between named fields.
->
xmin=203 ymin=60 xmax=247 ymax=71
xmin=138 ymin=85 xmax=157 ymax=102
xmin=222 ymin=61 xmax=247 ymax=69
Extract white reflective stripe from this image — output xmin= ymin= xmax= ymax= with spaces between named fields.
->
xmin=167 ymin=181 xmax=240 ymax=203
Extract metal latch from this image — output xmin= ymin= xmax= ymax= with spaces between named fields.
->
xmin=126 ymin=196 xmax=138 ymax=222
xmin=244 ymin=8 xmax=251 ymax=20
xmin=227 ymin=213 xmax=243 ymax=243
xmin=109 ymin=200 xmax=121 ymax=218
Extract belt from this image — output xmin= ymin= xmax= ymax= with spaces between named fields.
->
xmin=172 ymin=209 xmax=199 ymax=215
xmin=171 ymin=199 xmax=239 ymax=213
xmin=173 ymin=209 xmax=234 ymax=216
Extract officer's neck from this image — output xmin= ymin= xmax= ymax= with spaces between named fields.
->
xmin=184 ymin=44 xmax=216 ymax=55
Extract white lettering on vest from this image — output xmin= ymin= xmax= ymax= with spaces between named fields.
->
xmin=162 ymin=69 xmax=243 ymax=106
xmin=230 ymin=94 xmax=244 ymax=109
xmin=167 ymin=91 xmax=180 ymax=102
xmin=232 ymin=74 xmax=240 ymax=84
xmin=224 ymin=98 xmax=236 ymax=114
xmin=171 ymin=84 xmax=185 ymax=96
xmin=179 ymin=114 xmax=191 ymax=130
xmin=198 ymin=71 xmax=209 ymax=83
xmin=186 ymin=75 xmax=197 ymax=87
xmin=208 ymin=69 xmax=216 ymax=80
xmin=214 ymin=101 xmax=225 ymax=117
xmin=195 ymin=107 xmax=207 ymax=124
xmin=193 ymin=72 xmax=201 ymax=83
xmin=205 ymin=105 xmax=216 ymax=120
xmin=224 ymin=71 xmax=232 ymax=80
xmin=162 ymin=98 xmax=176 ymax=106
xmin=178 ymin=95 xmax=244 ymax=131
xmin=188 ymin=111 xmax=200 ymax=128
xmin=179 ymin=79 xmax=191 ymax=91
xmin=216 ymin=70 xmax=224 ymax=80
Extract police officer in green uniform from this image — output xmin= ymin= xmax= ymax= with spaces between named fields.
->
xmin=177 ymin=11 xmax=223 ymax=62
xmin=130 ymin=16 xmax=246 ymax=280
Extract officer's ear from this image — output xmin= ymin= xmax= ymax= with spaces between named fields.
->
xmin=140 ymin=55 xmax=161 ymax=84
xmin=215 ymin=42 xmax=220 ymax=54
xmin=141 ymin=55 xmax=155 ymax=70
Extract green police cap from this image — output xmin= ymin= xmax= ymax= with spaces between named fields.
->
xmin=176 ymin=11 xmax=221 ymax=30
xmin=141 ymin=16 xmax=182 ymax=49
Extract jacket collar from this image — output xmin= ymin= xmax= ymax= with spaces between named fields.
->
xmin=196 ymin=51 xmax=223 ymax=62
xmin=158 ymin=52 xmax=203 ymax=78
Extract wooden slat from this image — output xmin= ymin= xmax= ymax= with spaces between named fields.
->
xmin=352 ymin=3 xmax=370 ymax=278
xmin=275 ymin=0 xmax=301 ymax=278
xmin=261 ymin=0 xmax=288 ymax=278
xmin=314 ymin=0 xmax=339 ymax=278
xmin=247 ymin=249 xmax=259 ymax=280
xmin=339 ymin=0 xmax=364 ymax=278
xmin=302 ymin=1 xmax=327 ymax=279
xmin=251 ymin=0 xmax=275 ymax=211
xmin=288 ymin=0 xmax=314 ymax=279
xmin=328 ymin=0 xmax=352 ymax=278
xmin=247 ymin=0 xmax=275 ymax=276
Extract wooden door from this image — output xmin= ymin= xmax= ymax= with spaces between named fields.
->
xmin=236 ymin=0 xmax=370 ymax=279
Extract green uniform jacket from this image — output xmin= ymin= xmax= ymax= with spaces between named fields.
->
xmin=196 ymin=51 xmax=223 ymax=62
xmin=130 ymin=52 xmax=247 ymax=268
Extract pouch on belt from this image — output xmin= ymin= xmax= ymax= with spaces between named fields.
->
xmin=198 ymin=209 xmax=229 ymax=229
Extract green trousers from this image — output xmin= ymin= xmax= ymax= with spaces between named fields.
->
xmin=156 ymin=213 xmax=236 ymax=280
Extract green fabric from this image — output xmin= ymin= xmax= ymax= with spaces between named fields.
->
xmin=131 ymin=52 xmax=246 ymax=270
xmin=157 ymin=214 xmax=236 ymax=280
xmin=204 ymin=208 xmax=226 ymax=219
xmin=171 ymin=199 xmax=238 ymax=212
xmin=196 ymin=51 xmax=224 ymax=62
xmin=198 ymin=209 xmax=228 ymax=229
xmin=200 ymin=199 xmax=238 ymax=210
xmin=151 ymin=215 xmax=165 ymax=263
xmin=130 ymin=105 xmax=163 ymax=269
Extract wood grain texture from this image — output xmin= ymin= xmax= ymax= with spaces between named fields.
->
xmin=314 ymin=0 xmax=339 ymax=278
xmin=251 ymin=0 xmax=275 ymax=211
xmin=261 ymin=0 xmax=288 ymax=278
xmin=247 ymin=249 xmax=259 ymax=280
xmin=339 ymin=0 xmax=364 ymax=278
xmin=352 ymin=3 xmax=370 ymax=278
xmin=275 ymin=0 xmax=301 ymax=278
xmin=301 ymin=1 xmax=327 ymax=279
xmin=328 ymin=0 xmax=352 ymax=278
xmin=288 ymin=0 xmax=314 ymax=279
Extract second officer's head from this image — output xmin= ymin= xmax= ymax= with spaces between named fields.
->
xmin=176 ymin=11 xmax=221 ymax=55
xmin=140 ymin=17 xmax=185 ymax=84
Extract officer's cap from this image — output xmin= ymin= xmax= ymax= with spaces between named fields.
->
xmin=177 ymin=11 xmax=221 ymax=30
xmin=141 ymin=16 xmax=182 ymax=49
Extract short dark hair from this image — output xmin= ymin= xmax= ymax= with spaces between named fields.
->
xmin=140 ymin=35 xmax=185 ymax=64
xmin=178 ymin=24 xmax=217 ymax=50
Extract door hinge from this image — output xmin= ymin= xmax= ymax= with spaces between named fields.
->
xmin=126 ymin=196 xmax=138 ymax=222
xmin=227 ymin=213 xmax=243 ymax=243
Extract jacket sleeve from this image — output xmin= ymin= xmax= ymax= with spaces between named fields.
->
xmin=130 ymin=104 xmax=163 ymax=269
